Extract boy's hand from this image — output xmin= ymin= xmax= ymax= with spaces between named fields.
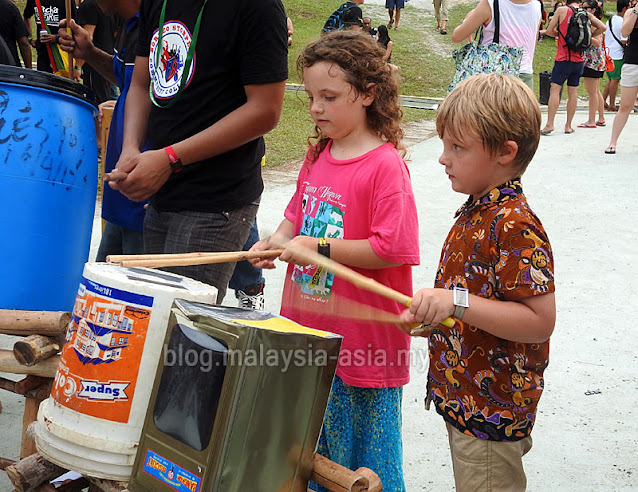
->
xmin=401 ymin=288 xmax=455 ymax=327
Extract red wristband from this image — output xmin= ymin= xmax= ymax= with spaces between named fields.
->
xmin=163 ymin=145 xmax=183 ymax=174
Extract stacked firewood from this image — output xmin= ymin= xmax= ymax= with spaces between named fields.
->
xmin=0 ymin=309 xmax=68 ymax=460
xmin=0 ymin=310 xmax=382 ymax=492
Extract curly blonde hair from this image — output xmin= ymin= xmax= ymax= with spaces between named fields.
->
xmin=297 ymin=31 xmax=404 ymax=163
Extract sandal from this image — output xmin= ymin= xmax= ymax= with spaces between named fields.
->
xmin=577 ymin=123 xmax=596 ymax=128
xmin=596 ymin=121 xmax=606 ymax=127
xmin=440 ymin=29 xmax=447 ymax=34
xmin=604 ymin=146 xmax=616 ymax=154
xmin=387 ymin=19 xmax=394 ymax=28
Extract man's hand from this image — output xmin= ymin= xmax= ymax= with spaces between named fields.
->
xmin=109 ymin=149 xmax=173 ymax=202
xmin=39 ymin=32 xmax=57 ymax=44
xmin=57 ymin=19 xmax=93 ymax=60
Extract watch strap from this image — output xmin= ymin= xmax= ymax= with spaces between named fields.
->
xmin=453 ymin=304 xmax=466 ymax=321
xmin=164 ymin=146 xmax=184 ymax=174
xmin=318 ymin=237 xmax=330 ymax=258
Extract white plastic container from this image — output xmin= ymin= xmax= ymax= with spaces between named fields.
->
xmin=34 ymin=263 xmax=217 ymax=480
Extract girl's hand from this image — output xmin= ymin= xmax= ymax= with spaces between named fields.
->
xmin=279 ymin=235 xmax=320 ymax=267
xmin=249 ymin=237 xmax=282 ymax=269
xmin=401 ymin=288 xmax=455 ymax=327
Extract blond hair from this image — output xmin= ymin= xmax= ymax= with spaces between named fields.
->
xmin=297 ymin=31 xmax=404 ymax=163
xmin=436 ymin=74 xmax=541 ymax=175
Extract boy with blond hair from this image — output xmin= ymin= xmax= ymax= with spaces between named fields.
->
xmin=401 ymin=74 xmax=556 ymax=491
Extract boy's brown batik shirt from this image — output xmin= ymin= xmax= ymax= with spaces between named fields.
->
xmin=428 ymin=179 xmax=555 ymax=441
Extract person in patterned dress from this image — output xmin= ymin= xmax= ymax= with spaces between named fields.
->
xmin=401 ymin=74 xmax=556 ymax=492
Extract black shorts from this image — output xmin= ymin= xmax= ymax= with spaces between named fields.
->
xmin=583 ymin=66 xmax=604 ymax=78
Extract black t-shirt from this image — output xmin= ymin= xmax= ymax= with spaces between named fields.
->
xmin=24 ymin=0 xmax=75 ymax=72
xmin=0 ymin=34 xmax=15 ymax=66
xmin=136 ymin=0 xmax=288 ymax=213
xmin=626 ymin=26 xmax=638 ymax=65
xmin=0 ymin=0 xmax=28 ymax=67
xmin=77 ymin=0 xmax=116 ymax=103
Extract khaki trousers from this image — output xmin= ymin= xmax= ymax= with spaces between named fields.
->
xmin=446 ymin=422 xmax=533 ymax=492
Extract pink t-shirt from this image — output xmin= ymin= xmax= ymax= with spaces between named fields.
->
xmin=280 ymin=141 xmax=420 ymax=388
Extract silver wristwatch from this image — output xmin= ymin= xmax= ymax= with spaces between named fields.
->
xmin=452 ymin=286 xmax=469 ymax=321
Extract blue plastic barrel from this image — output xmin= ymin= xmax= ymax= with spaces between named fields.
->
xmin=0 ymin=66 xmax=97 ymax=311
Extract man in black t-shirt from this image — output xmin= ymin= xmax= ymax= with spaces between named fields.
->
xmin=75 ymin=0 xmax=117 ymax=104
xmin=0 ymin=0 xmax=32 ymax=68
xmin=0 ymin=35 xmax=14 ymax=66
xmin=109 ymin=0 xmax=288 ymax=303
xmin=23 ymin=0 xmax=74 ymax=72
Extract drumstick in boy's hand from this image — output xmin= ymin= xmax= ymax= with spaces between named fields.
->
xmin=285 ymin=243 xmax=455 ymax=333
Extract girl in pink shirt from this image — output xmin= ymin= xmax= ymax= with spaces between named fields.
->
xmin=250 ymin=31 xmax=419 ymax=491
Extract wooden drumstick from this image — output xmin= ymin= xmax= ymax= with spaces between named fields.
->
xmin=286 ymin=243 xmax=455 ymax=330
xmin=103 ymin=170 xmax=128 ymax=182
xmin=108 ymin=249 xmax=284 ymax=268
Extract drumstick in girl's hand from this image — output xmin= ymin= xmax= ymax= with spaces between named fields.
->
xmin=285 ymin=243 xmax=455 ymax=332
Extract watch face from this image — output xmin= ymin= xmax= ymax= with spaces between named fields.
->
xmin=454 ymin=287 xmax=469 ymax=308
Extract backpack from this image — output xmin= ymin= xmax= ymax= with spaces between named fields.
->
xmin=322 ymin=1 xmax=355 ymax=32
xmin=560 ymin=6 xmax=591 ymax=53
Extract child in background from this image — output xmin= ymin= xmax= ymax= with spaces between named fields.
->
xmin=401 ymin=74 xmax=556 ymax=491
xmin=250 ymin=31 xmax=419 ymax=491
xmin=377 ymin=25 xmax=394 ymax=63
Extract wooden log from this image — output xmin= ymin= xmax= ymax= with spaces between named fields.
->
xmin=32 ymin=483 xmax=57 ymax=492
xmin=13 ymin=335 xmax=63 ymax=367
xmin=86 ymin=476 xmax=129 ymax=492
xmin=311 ymin=453 xmax=381 ymax=492
xmin=0 ymin=376 xmax=48 ymax=395
xmin=0 ymin=310 xmax=71 ymax=337
xmin=0 ymin=456 xmax=16 ymax=470
xmin=353 ymin=468 xmax=382 ymax=492
xmin=16 ymin=376 xmax=49 ymax=395
xmin=21 ymin=385 xmax=51 ymax=459
xmin=0 ymin=350 xmax=59 ymax=378
xmin=5 ymin=453 xmax=67 ymax=492
xmin=56 ymin=477 xmax=91 ymax=491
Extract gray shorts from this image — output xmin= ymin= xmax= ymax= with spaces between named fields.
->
xmin=143 ymin=199 xmax=260 ymax=303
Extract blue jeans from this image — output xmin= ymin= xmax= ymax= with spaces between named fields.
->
xmin=95 ymin=221 xmax=145 ymax=262
xmin=228 ymin=219 xmax=265 ymax=291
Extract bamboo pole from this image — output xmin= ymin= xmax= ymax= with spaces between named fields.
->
xmin=64 ymin=0 xmax=73 ymax=80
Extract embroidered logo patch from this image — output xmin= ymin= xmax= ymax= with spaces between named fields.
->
xmin=149 ymin=21 xmax=195 ymax=100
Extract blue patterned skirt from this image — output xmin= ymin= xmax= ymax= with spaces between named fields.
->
xmin=310 ymin=375 xmax=406 ymax=491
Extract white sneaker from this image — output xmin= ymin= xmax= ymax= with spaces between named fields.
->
xmin=235 ymin=282 xmax=265 ymax=310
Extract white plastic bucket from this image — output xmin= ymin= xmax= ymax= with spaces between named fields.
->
xmin=34 ymin=263 xmax=217 ymax=480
